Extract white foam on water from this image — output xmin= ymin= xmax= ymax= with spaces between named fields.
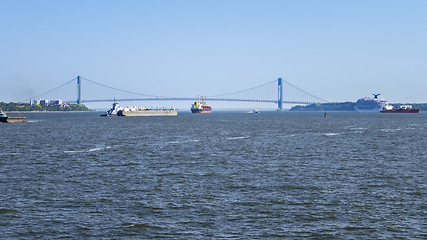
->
xmin=64 ymin=145 xmax=112 ymax=154
xmin=165 ymin=139 xmax=200 ymax=144
xmin=380 ymin=128 xmax=401 ymax=132
xmin=324 ymin=133 xmax=341 ymax=136
xmin=88 ymin=147 xmax=102 ymax=152
xmin=350 ymin=127 xmax=368 ymax=130
xmin=226 ymin=136 xmax=247 ymax=140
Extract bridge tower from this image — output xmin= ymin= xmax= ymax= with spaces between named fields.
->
xmin=77 ymin=76 xmax=81 ymax=104
xmin=278 ymin=77 xmax=283 ymax=111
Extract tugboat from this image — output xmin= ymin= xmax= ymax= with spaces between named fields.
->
xmin=380 ymin=105 xmax=421 ymax=113
xmin=191 ymin=96 xmax=211 ymax=113
xmin=101 ymin=102 xmax=122 ymax=116
xmin=0 ymin=110 xmax=28 ymax=123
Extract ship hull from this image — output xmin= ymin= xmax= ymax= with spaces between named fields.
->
xmin=380 ymin=109 xmax=421 ymax=113
xmin=191 ymin=108 xmax=211 ymax=113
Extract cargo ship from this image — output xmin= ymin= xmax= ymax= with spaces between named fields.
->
xmin=101 ymin=102 xmax=177 ymax=117
xmin=381 ymin=105 xmax=421 ymax=113
xmin=191 ymin=97 xmax=211 ymax=113
xmin=0 ymin=110 xmax=28 ymax=123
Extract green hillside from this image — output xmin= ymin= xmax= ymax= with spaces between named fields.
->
xmin=0 ymin=102 xmax=91 ymax=112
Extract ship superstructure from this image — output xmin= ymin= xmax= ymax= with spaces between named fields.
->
xmin=101 ymin=102 xmax=123 ymax=116
xmin=191 ymin=96 xmax=212 ymax=113
xmin=354 ymin=94 xmax=393 ymax=112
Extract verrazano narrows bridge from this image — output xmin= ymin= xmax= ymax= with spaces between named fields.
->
xmin=24 ymin=76 xmax=328 ymax=111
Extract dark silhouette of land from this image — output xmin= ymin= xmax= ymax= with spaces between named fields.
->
xmin=0 ymin=102 xmax=91 ymax=112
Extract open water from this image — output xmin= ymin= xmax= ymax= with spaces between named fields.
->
xmin=0 ymin=111 xmax=426 ymax=239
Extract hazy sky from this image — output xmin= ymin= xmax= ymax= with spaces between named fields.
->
xmin=1 ymin=0 xmax=426 ymax=109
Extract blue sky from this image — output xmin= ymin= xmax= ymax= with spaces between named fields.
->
xmin=1 ymin=0 xmax=426 ymax=109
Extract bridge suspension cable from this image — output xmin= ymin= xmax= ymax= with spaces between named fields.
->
xmin=81 ymin=77 xmax=165 ymax=98
xmin=20 ymin=75 xmax=328 ymax=109
xmin=208 ymin=79 xmax=277 ymax=99
xmin=283 ymin=80 xmax=328 ymax=103
xmin=20 ymin=78 xmax=76 ymax=103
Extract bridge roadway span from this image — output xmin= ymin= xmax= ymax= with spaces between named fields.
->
xmin=73 ymin=97 xmax=315 ymax=105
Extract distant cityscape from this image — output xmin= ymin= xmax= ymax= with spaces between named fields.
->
xmin=0 ymin=99 xmax=90 ymax=112
xmin=29 ymin=99 xmax=69 ymax=108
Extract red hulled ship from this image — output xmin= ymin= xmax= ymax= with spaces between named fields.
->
xmin=380 ymin=105 xmax=421 ymax=113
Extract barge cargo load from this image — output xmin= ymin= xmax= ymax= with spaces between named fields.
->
xmin=101 ymin=102 xmax=177 ymax=117
xmin=118 ymin=108 xmax=177 ymax=116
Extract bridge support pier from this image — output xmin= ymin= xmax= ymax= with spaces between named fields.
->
xmin=278 ymin=77 xmax=283 ymax=111
xmin=77 ymin=76 xmax=81 ymax=104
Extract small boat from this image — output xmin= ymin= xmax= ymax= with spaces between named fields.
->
xmin=101 ymin=102 xmax=122 ymax=116
xmin=381 ymin=105 xmax=421 ymax=113
xmin=0 ymin=110 xmax=28 ymax=123
xmin=251 ymin=109 xmax=260 ymax=114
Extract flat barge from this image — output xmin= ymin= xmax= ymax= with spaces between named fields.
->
xmin=101 ymin=102 xmax=177 ymax=117
xmin=0 ymin=110 xmax=28 ymax=123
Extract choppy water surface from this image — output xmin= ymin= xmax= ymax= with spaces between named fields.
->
xmin=1 ymin=112 xmax=426 ymax=239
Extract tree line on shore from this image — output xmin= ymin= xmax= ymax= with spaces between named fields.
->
xmin=0 ymin=102 xmax=91 ymax=112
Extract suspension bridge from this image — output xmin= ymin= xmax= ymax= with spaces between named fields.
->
xmin=23 ymin=76 xmax=328 ymax=111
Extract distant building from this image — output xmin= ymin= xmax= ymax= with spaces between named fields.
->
xmin=30 ymin=99 xmax=67 ymax=107
xmin=40 ymin=100 xmax=49 ymax=106
xmin=49 ymin=99 xmax=63 ymax=106
xmin=30 ymin=99 xmax=41 ymax=106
